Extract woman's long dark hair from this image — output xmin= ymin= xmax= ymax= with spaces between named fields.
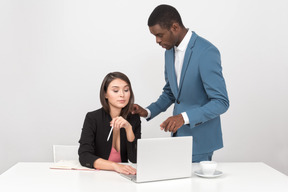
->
xmin=100 ymin=72 xmax=134 ymax=119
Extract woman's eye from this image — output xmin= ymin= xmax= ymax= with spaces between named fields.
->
xmin=113 ymin=90 xmax=118 ymax=93
xmin=124 ymin=89 xmax=129 ymax=92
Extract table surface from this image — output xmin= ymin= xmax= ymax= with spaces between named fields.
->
xmin=0 ymin=162 xmax=287 ymax=192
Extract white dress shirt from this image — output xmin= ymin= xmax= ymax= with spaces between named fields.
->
xmin=174 ymin=30 xmax=192 ymax=125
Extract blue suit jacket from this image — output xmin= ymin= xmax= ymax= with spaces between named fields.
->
xmin=147 ymin=31 xmax=229 ymax=155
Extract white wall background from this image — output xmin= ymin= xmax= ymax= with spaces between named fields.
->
xmin=0 ymin=0 xmax=287 ymax=175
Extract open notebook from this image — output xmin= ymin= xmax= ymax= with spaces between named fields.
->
xmin=50 ymin=160 xmax=95 ymax=171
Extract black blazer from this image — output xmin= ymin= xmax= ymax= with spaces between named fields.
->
xmin=78 ymin=108 xmax=141 ymax=168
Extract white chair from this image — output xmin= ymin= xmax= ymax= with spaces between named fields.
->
xmin=53 ymin=145 xmax=79 ymax=163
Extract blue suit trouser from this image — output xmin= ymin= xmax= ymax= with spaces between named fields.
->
xmin=192 ymin=152 xmax=214 ymax=163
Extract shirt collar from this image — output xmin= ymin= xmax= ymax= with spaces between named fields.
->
xmin=174 ymin=30 xmax=192 ymax=52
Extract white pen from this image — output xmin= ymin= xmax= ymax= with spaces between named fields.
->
xmin=107 ymin=126 xmax=113 ymax=141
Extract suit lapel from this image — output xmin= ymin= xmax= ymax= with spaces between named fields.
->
xmin=178 ymin=32 xmax=198 ymax=95
xmin=166 ymin=48 xmax=179 ymax=97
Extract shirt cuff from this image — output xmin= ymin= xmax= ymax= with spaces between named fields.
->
xmin=181 ymin=112 xmax=190 ymax=125
xmin=145 ymin=108 xmax=151 ymax=119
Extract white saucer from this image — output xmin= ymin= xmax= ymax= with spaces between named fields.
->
xmin=194 ymin=170 xmax=223 ymax=178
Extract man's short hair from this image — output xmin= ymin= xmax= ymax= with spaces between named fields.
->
xmin=148 ymin=4 xmax=184 ymax=29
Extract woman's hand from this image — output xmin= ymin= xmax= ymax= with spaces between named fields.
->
xmin=110 ymin=116 xmax=132 ymax=130
xmin=110 ymin=116 xmax=135 ymax=142
xmin=112 ymin=163 xmax=136 ymax=175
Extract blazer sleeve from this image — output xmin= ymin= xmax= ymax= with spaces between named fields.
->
xmin=78 ymin=113 xmax=99 ymax=168
xmin=147 ymin=65 xmax=175 ymax=120
xmin=186 ymin=45 xmax=229 ymax=128
xmin=126 ymin=114 xmax=141 ymax=163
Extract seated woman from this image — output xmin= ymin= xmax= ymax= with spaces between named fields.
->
xmin=78 ymin=72 xmax=141 ymax=175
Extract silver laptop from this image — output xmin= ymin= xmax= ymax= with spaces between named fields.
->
xmin=121 ymin=136 xmax=192 ymax=183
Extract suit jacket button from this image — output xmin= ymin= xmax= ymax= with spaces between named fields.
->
xmin=195 ymin=122 xmax=202 ymax=126
xmin=177 ymin=100 xmax=180 ymax=104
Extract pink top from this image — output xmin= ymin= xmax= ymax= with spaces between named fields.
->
xmin=108 ymin=147 xmax=121 ymax=163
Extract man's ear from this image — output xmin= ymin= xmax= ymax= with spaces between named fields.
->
xmin=171 ymin=23 xmax=180 ymax=32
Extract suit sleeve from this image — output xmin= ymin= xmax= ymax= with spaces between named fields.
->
xmin=147 ymin=63 xmax=175 ymax=120
xmin=78 ymin=113 xmax=99 ymax=168
xmin=186 ymin=45 xmax=229 ymax=128
xmin=126 ymin=115 xmax=141 ymax=163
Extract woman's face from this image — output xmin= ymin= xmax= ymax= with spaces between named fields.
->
xmin=105 ymin=78 xmax=131 ymax=111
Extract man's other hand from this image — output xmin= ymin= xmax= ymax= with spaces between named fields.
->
xmin=160 ymin=114 xmax=184 ymax=133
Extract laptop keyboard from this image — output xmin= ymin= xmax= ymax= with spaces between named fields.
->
xmin=121 ymin=173 xmax=137 ymax=181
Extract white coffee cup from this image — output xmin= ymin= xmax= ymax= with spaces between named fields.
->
xmin=200 ymin=161 xmax=217 ymax=175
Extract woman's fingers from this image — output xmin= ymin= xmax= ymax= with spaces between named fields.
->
xmin=110 ymin=116 xmax=128 ymax=130
xmin=123 ymin=165 xmax=136 ymax=175
xmin=115 ymin=164 xmax=136 ymax=175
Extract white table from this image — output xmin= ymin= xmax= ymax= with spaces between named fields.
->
xmin=0 ymin=162 xmax=287 ymax=192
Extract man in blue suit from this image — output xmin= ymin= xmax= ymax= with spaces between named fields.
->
xmin=132 ymin=4 xmax=229 ymax=162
